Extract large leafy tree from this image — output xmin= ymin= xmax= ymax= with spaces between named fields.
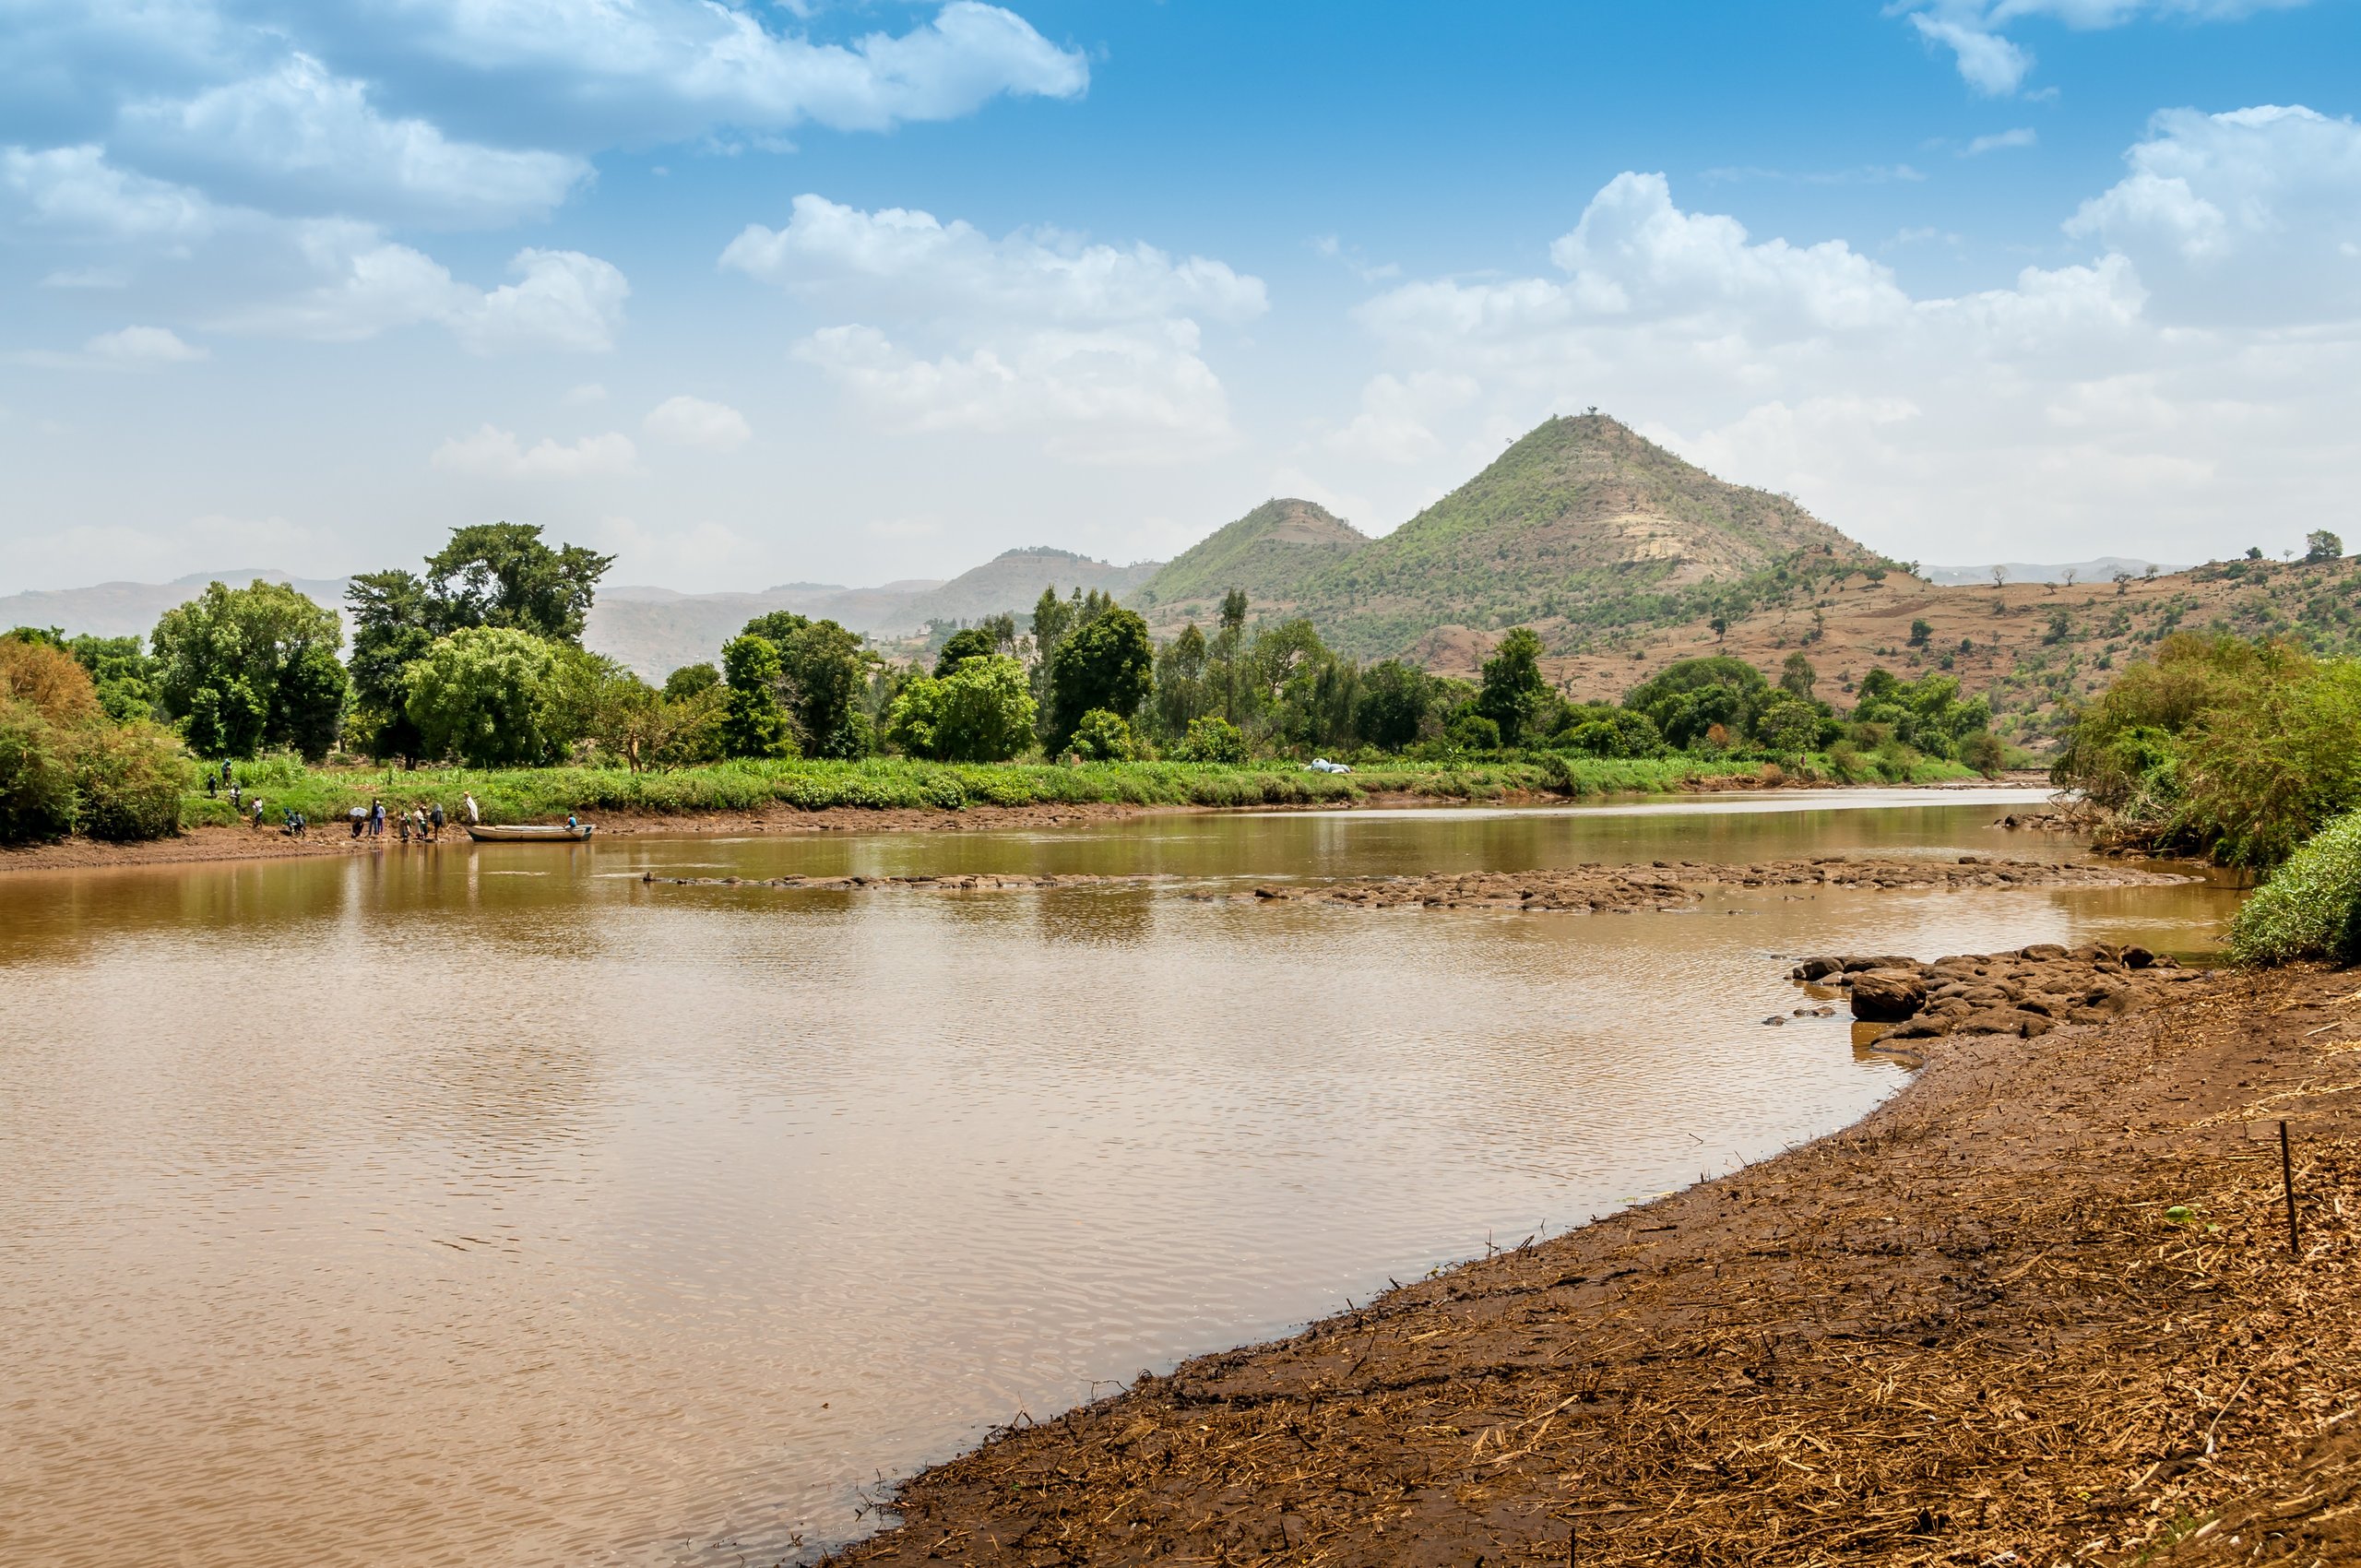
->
xmin=1475 ymin=626 xmax=1551 ymax=745
xmin=151 ymin=580 xmax=347 ymax=759
xmin=402 ymin=626 xmax=561 ymax=766
xmin=1046 ymin=607 xmax=1153 ymax=751
xmin=742 ymin=612 xmax=872 ymax=757
xmin=344 ymin=525 xmax=612 ymax=760
xmin=718 ymin=634 xmax=795 ymax=759
xmin=1354 ymin=659 xmax=1435 ymax=751
xmin=886 ymin=653 xmax=1037 ymax=762
xmin=426 ymin=522 xmax=613 ymax=641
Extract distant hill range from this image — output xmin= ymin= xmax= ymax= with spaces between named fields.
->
xmin=1 ymin=550 xmax=1161 ymax=680
xmin=1920 ymin=558 xmax=2187 ymax=588
xmin=1131 ymin=414 xmax=1878 ymax=653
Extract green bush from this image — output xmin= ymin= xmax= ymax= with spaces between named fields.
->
xmin=1067 ymin=708 xmax=1139 ymax=762
xmin=73 ymin=722 xmax=188 ymax=841
xmin=2226 ymin=808 xmax=2361 ymax=967
xmin=1172 ymin=715 xmax=1248 ymax=765
xmin=0 ymin=699 xmax=77 ymax=844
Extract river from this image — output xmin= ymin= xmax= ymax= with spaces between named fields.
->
xmin=0 ymin=787 xmax=2237 ymax=1567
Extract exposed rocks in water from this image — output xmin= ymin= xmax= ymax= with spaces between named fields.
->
xmin=1214 ymin=855 xmax=2190 ymax=913
xmin=1792 ymin=944 xmax=2214 ymax=1039
xmin=643 ymin=871 xmax=1174 ymax=892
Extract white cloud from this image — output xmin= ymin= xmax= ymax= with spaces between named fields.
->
xmin=86 ymin=325 xmax=207 ymax=365
xmin=220 ymin=234 xmax=628 ymax=350
xmin=1334 ymin=111 xmax=2361 ymax=564
xmin=1900 ymin=1 xmax=2313 ymax=95
xmin=1964 ymin=126 xmax=2039 ymax=154
xmin=117 ymin=53 xmax=588 ymax=227
xmin=563 ymin=382 xmax=609 ymax=406
xmin=721 ymin=195 xmax=1265 ymax=325
xmin=2067 ymin=104 xmax=2361 ymax=322
xmin=1 ymin=144 xmax=213 ymax=241
xmin=734 ymin=196 xmax=1262 ymax=461
xmin=431 ymin=425 xmax=642 ymax=478
xmin=644 ymin=395 xmax=752 ymax=452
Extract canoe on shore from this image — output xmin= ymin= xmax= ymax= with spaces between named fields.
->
xmin=463 ymin=823 xmax=594 ymax=842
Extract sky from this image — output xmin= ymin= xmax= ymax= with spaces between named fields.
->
xmin=5 ymin=0 xmax=2361 ymax=595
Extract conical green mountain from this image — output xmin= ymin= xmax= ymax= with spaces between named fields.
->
xmin=1277 ymin=413 xmax=1878 ymax=655
xmin=1131 ymin=499 xmax=1369 ymax=617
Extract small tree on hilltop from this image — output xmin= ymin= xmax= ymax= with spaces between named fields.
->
xmin=2305 ymin=529 xmax=2344 ymax=564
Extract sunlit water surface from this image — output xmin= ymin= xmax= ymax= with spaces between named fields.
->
xmin=0 ymin=788 xmax=2238 ymax=1566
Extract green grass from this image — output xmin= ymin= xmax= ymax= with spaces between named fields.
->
xmin=2225 ymin=806 xmax=2361 ymax=967
xmin=175 ymin=749 xmax=1970 ymax=832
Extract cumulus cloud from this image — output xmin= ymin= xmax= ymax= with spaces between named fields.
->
xmin=0 ymin=2 xmax=1079 ymax=355
xmin=1335 ymin=109 xmax=2361 ymax=563
xmin=721 ymin=195 xmax=1265 ymax=325
xmin=644 ymin=395 xmax=752 ymax=452
xmin=86 ymin=325 xmax=207 ymax=365
xmin=432 ymin=425 xmax=642 ymax=479
xmin=737 ymin=196 xmax=1262 ymax=461
xmin=117 ymin=53 xmax=588 ymax=227
xmin=1899 ymin=1 xmax=2313 ymax=95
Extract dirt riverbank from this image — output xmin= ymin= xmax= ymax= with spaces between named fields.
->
xmin=0 ymin=779 xmax=2045 ymax=877
xmin=835 ymin=958 xmax=2361 ymax=1568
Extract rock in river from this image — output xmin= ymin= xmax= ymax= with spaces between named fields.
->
xmin=1847 ymin=969 xmax=1927 ymax=1022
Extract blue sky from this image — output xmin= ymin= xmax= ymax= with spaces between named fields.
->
xmin=5 ymin=1 xmax=2360 ymax=594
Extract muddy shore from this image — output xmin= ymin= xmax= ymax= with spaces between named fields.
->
xmin=835 ymin=958 xmax=2361 ymax=1568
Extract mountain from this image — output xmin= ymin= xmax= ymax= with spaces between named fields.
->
xmin=1921 ymin=557 xmax=2186 ymax=588
xmin=1276 ymin=413 xmax=1880 ymax=655
xmin=0 ymin=570 xmax=354 ymax=641
xmin=1131 ymin=499 xmax=1368 ymax=620
xmin=895 ymin=547 xmax=1161 ymax=630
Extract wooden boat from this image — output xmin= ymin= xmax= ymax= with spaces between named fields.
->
xmin=464 ymin=823 xmax=594 ymax=842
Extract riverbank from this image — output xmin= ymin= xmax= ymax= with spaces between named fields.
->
xmin=0 ymin=758 xmax=2004 ymax=876
xmin=835 ymin=957 xmax=2361 ymax=1568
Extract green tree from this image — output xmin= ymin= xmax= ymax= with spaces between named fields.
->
xmin=1210 ymin=588 xmax=1250 ymax=723
xmin=1354 ymin=659 xmax=1435 ymax=751
xmin=1476 ymin=626 xmax=1549 ymax=744
xmin=1778 ymin=650 xmax=1818 ymax=701
xmin=1908 ymin=619 xmax=1932 ymax=648
xmin=345 ymin=569 xmax=437 ymax=759
xmin=1624 ymin=657 xmax=1769 ymax=751
xmin=403 ymin=626 xmax=562 ymax=766
xmin=663 ymin=663 xmax=720 ymax=701
xmin=150 ymin=579 xmax=348 ymax=759
xmin=1153 ymin=623 xmax=1209 ymax=737
xmin=934 ymin=625 xmax=1000 ymax=676
xmin=1046 ymin=607 xmax=1154 ymax=750
xmin=718 ymin=635 xmax=795 ymax=759
xmin=1753 ymin=691 xmax=1821 ymax=762
xmin=885 ymin=654 xmax=1036 ymax=762
xmin=2306 ymin=529 xmax=2344 ymax=564
xmin=742 ymin=612 xmax=872 ymax=757
xmin=424 ymin=522 xmax=613 ymax=642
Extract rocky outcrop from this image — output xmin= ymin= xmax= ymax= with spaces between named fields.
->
xmin=1216 ymin=856 xmax=2190 ymax=913
xmin=1791 ymin=944 xmax=2212 ymax=1039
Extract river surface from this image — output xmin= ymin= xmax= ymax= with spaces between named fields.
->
xmin=0 ymin=788 xmax=2238 ymax=1567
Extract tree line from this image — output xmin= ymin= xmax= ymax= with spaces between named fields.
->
xmin=0 ymin=520 xmax=2011 ymax=844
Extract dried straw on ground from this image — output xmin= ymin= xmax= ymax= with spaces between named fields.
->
xmin=836 ymin=966 xmax=2361 ymax=1568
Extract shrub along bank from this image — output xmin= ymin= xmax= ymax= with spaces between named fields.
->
xmin=176 ymin=750 xmax=1976 ymax=833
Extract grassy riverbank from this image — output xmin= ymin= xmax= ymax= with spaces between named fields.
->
xmin=179 ymin=751 xmax=1981 ymax=829
xmin=836 ymin=960 xmax=2361 ymax=1568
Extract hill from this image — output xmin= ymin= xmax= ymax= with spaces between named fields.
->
xmin=896 ymin=548 xmax=1160 ymax=630
xmin=1280 ymin=413 xmax=1880 ymax=656
xmin=1131 ymin=499 xmax=1368 ymax=620
xmin=0 ymin=570 xmax=355 ymax=641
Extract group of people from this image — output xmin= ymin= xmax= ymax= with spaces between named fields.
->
xmin=240 ymin=783 xmax=482 ymax=843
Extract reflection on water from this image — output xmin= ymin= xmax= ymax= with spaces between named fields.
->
xmin=0 ymin=789 xmax=2237 ymax=1567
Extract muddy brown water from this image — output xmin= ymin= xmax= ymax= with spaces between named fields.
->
xmin=0 ymin=788 xmax=2239 ymax=1567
